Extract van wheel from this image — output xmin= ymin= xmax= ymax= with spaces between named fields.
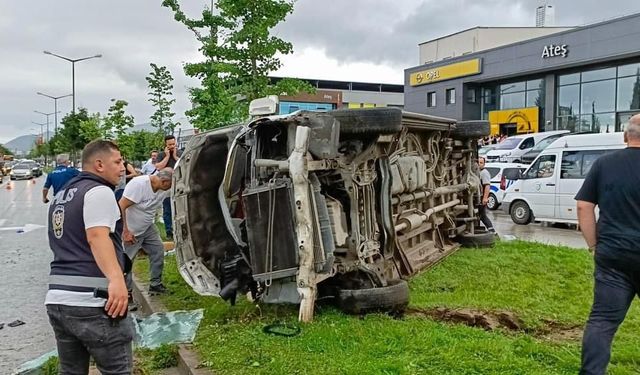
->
xmin=330 ymin=108 xmax=403 ymax=135
xmin=451 ymin=120 xmax=491 ymax=139
xmin=456 ymin=231 xmax=496 ymax=248
xmin=336 ymin=279 xmax=409 ymax=315
xmin=487 ymin=193 xmax=498 ymax=210
xmin=510 ymin=201 xmax=532 ymax=225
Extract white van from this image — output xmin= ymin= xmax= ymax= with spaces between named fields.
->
xmin=486 ymin=130 xmax=570 ymax=163
xmin=483 ymin=162 xmax=528 ymax=210
xmin=501 ymin=133 xmax=626 ymax=225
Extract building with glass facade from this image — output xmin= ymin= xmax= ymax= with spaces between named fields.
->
xmin=271 ymin=77 xmax=404 ymax=115
xmin=404 ymin=13 xmax=640 ymax=135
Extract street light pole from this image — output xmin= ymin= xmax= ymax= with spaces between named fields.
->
xmin=34 ymin=110 xmax=60 ymax=142
xmin=31 ymin=121 xmax=46 ymax=143
xmin=36 ymin=92 xmax=72 ymax=135
xmin=43 ymin=51 xmax=102 ymax=112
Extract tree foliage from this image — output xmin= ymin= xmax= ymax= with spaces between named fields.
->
xmin=117 ymin=130 xmax=164 ymax=162
xmin=162 ymin=0 xmax=314 ymax=130
xmin=0 ymin=143 xmax=12 ymax=155
xmin=104 ymin=99 xmax=135 ymax=139
xmin=146 ymin=63 xmax=178 ymax=135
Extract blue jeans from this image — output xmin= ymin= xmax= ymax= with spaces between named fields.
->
xmin=581 ymin=262 xmax=640 ymax=375
xmin=47 ymin=304 xmax=134 ymax=374
xmin=162 ymin=197 xmax=172 ymax=236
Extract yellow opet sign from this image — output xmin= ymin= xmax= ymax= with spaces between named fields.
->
xmin=488 ymin=107 xmax=540 ymax=135
xmin=410 ymin=58 xmax=482 ymax=86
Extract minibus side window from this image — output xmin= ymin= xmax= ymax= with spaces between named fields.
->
xmin=561 ymin=150 xmax=607 ymax=179
xmin=486 ymin=167 xmax=500 ymax=179
xmin=525 ymin=155 xmax=556 ymax=179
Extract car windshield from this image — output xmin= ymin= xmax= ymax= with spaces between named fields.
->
xmin=531 ymin=136 xmax=562 ymax=152
xmin=15 ymin=163 xmax=33 ymax=169
xmin=494 ymin=138 xmax=521 ymax=150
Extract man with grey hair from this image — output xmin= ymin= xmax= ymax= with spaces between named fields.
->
xmin=119 ymin=168 xmax=173 ymax=294
xmin=576 ymin=113 xmax=640 ymax=374
xmin=42 ymin=153 xmax=79 ymax=203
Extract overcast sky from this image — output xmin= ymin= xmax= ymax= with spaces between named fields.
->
xmin=1 ymin=0 xmax=638 ymax=144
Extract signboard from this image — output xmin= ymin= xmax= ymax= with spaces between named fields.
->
xmin=409 ymin=58 xmax=482 ymax=87
xmin=488 ymin=107 xmax=539 ymax=135
xmin=541 ymin=44 xmax=568 ymax=59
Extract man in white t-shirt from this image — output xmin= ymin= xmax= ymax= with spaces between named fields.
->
xmin=119 ymin=168 xmax=173 ymax=294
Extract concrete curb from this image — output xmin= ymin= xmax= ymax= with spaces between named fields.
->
xmin=131 ymin=273 xmax=212 ymax=375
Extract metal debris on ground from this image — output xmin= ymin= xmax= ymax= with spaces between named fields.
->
xmin=8 ymin=319 xmax=25 ymax=327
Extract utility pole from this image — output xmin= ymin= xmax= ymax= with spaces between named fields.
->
xmin=43 ymin=51 xmax=102 ymax=112
xmin=36 ymin=92 xmax=72 ymax=135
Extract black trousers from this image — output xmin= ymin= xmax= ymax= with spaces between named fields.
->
xmin=47 ymin=304 xmax=134 ymax=375
xmin=478 ymin=204 xmax=494 ymax=230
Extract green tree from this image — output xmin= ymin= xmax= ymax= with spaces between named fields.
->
xmin=162 ymin=0 xmax=313 ymax=130
xmin=79 ymin=113 xmax=107 ymax=142
xmin=104 ymin=99 xmax=135 ymax=139
xmin=59 ymin=108 xmax=92 ymax=158
xmin=146 ymin=63 xmax=178 ymax=135
xmin=117 ymin=130 xmax=164 ymax=162
xmin=0 ymin=143 xmax=12 ymax=155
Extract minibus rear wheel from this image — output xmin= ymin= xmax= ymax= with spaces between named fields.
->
xmin=510 ymin=200 xmax=532 ymax=225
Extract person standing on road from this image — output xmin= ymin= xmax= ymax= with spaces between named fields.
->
xmin=141 ymin=150 xmax=159 ymax=175
xmin=42 ymin=153 xmax=79 ymax=203
xmin=576 ymin=114 xmax=640 ymax=375
xmin=118 ymin=168 xmax=173 ymax=295
xmin=45 ymin=140 xmax=133 ymax=374
xmin=478 ymin=157 xmax=496 ymax=234
xmin=154 ymin=135 xmax=181 ymax=238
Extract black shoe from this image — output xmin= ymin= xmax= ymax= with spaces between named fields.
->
xmin=148 ymin=284 xmax=168 ymax=295
xmin=128 ymin=300 xmax=139 ymax=312
xmin=166 ymin=232 xmax=173 ymax=238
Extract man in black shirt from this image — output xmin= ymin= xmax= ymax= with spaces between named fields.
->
xmin=575 ymin=114 xmax=640 ymax=375
xmin=155 ymin=135 xmax=182 ymax=238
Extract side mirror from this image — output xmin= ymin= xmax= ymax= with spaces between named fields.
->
xmin=503 ymin=169 xmax=521 ymax=181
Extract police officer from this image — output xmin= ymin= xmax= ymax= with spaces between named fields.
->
xmin=45 ymin=140 xmax=133 ymax=374
xmin=42 ymin=153 xmax=80 ymax=203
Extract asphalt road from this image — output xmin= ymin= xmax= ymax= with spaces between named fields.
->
xmin=0 ymin=175 xmax=586 ymax=372
xmin=0 ymin=177 xmax=54 ymax=373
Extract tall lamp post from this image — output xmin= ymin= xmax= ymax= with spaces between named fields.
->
xmin=34 ymin=110 xmax=60 ymax=143
xmin=36 ymin=92 xmax=72 ymax=135
xmin=31 ymin=121 xmax=48 ymax=165
xmin=43 ymin=51 xmax=102 ymax=112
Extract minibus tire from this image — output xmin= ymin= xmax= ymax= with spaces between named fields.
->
xmin=510 ymin=200 xmax=532 ymax=225
xmin=330 ymin=108 xmax=403 ymax=135
xmin=456 ymin=231 xmax=496 ymax=248
xmin=452 ymin=120 xmax=491 ymax=139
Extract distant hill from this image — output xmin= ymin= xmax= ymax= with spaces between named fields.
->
xmin=3 ymin=134 xmax=38 ymax=155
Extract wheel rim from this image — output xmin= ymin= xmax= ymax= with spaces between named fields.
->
xmin=488 ymin=195 xmax=496 ymax=209
xmin=514 ymin=206 xmax=526 ymax=220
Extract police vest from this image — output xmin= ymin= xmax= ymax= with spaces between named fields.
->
xmin=48 ymin=172 xmax=130 ymax=292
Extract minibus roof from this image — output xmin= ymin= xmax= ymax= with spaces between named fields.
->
xmin=546 ymin=132 xmax=625 ymax=150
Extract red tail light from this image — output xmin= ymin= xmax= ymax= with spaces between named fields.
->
xmin=500 ymin=175 xmax=506 ymax=191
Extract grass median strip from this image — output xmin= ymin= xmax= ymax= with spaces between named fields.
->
xmin=134 ymin=240 xmax=640 ymax=374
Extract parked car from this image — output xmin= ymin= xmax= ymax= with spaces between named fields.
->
xmin=2 ymin=160 xmax=15 ymax=176
xmin=483 ymin=162 xmax=529 ymax=210
xmin=520 ymin=133 xmax=571 ymax=164
xmin=31 ymin=163 xmax=43 ymax=177
xmin=501 ymin=133 xmax=625 ymax=225
xmin=478 ymin=144 xmax=497 ymax=158
xmin=10 ymin=162 xmax=35 ymax=180
xmin=172 ymin=98 xmax=493 ymax=321
xmin=485 ymin=130 xmax=569 ymax=163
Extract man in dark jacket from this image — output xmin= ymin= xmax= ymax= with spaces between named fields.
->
xmin=45 ymin=140 xmax=133 ymax=374
xmin=42 ymin=153 xmax=79 ymax=203
xmin=576 ymin=114 xmax=640 ymax=375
